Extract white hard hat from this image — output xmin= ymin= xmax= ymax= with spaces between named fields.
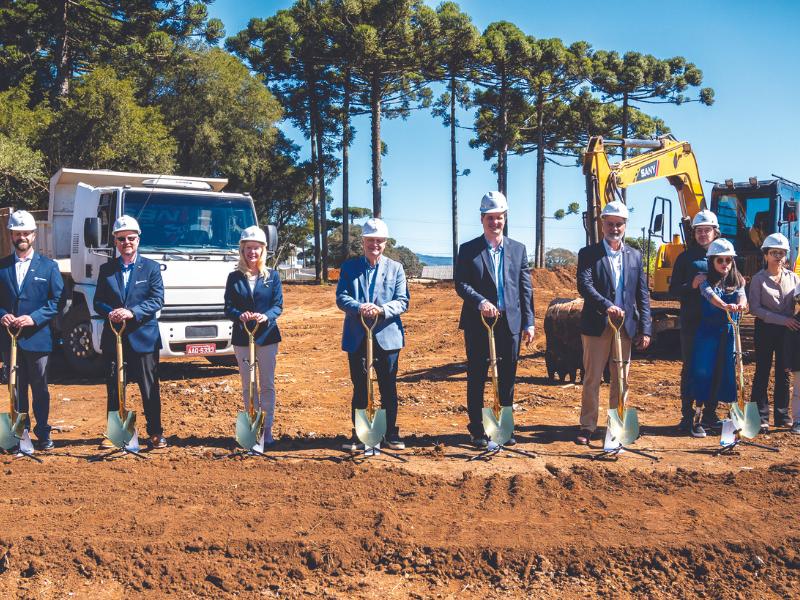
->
xmin=601 ymin=200 xmax=629 ymax=220
xmin=480 ymin=191 xmax=508 ymax=214
xmin=706 ymin=238 xmax=737 ymax=257
xmin=362 ymin=218 xmax=389 ymax=238
xmin=692 ymin=210 xmax=719 ymax=229
xmin=240 ymin=225 xmax=267 ymax=245
xmin=112 ymin=215 xmax=141 ymax=234
xmin=761 ymin=232 xmax=790 ymax=251
xmin=7 ymin=210 xmax=36 ymax=231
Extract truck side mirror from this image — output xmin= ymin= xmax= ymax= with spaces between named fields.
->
xmin=264 ymin=225 xmax=278 ymax=253
xmin=652 ymin=214 xmax=664 ymax=234
xmin=84 ymin=217 xmax=101 ymax=249
xmin=783 ymin=201 xmax=796 ymax=222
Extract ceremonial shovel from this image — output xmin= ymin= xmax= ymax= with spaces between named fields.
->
xmin=0 ymin=324 xmax=33 ymax=456
xmin=354 ymin=314 xmax=387 ymax=453
xmin=104 ymin=319 xmax=141 ymax=455
xmin=235 ymin=321 xmax=266 ymax=454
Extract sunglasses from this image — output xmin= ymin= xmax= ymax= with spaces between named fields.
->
xmin=604 ymin=221 xmax=625 ymax=229
xmin=714 ymin=257 xmax=733 ymax=264
xmin=115 ymin=235 xmax=138 ymax=243
xmin=768 ymin=250 xmax=787 ymax=258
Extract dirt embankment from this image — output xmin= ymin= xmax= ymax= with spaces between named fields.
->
xmin=1 ymin=279 xmax=798 ymax=599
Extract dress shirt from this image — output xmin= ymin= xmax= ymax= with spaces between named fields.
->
xmin=603 ymin=239 xmax=624 ymax=308
xmin=14 ymin=252 xmax=33 ymax=288
xmin=485 ymin=237 xmax=505 ymax=310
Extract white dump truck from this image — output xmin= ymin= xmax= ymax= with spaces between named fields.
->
xmin=34 ymin=168 xmax=276 ymax=376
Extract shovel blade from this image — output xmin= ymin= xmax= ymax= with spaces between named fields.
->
xmin=740 ymin=402 xmax=762 ymax=439
xmin=354 ymin=408 xmax=387 ymax=449
xmin=0 ymin=412 xmax=17 ymax=451
xmin=720 ymin=419 xmax=736 ymax=446
xmin=606 ymin=408 xmax=639 ymax=446
xmin=482 ymin=406 xmax=514 ymax=446
xmin=106 ymin=410 xmax=136 ymax=449
xmin=18 ymin=429 xmax=34 ymax=455
xmin=235 ymin=410 xmax=264 ymax=451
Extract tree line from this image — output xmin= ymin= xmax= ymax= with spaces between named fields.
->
xmin=0 ymin=1 xmax=713 ymax=278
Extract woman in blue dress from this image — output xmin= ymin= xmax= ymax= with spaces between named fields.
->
xmin=689 ymin=239 xmax=748 ymax=438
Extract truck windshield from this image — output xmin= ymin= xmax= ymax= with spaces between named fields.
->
xmin=714 ymin=193 xmax=773 ymax=254
xmin=122 ymin=190 xmax=256 ymax=251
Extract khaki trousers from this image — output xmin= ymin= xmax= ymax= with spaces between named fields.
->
xmin=580 ymin=325 xmax=632 ymax=432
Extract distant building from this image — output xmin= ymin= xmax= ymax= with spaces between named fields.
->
xmin=420 ymin=265 xmax=453 ymax=280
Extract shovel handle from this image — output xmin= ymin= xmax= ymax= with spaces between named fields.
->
xmin=359 ymin=313 xmax=378 ymax=332
xmin=608 ymin=315 xmax=628 ymax=418
xmin=109 ymin=318 xmax=127 ymax=337
xmin=5 ymin=324 xmax=22 ymax=341
xmin=243 ymin=319 xmax=261 ymax=338
xmin=480 ymin=312 xmax=500 ymax=332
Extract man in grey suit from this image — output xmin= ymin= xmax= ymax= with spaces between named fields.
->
xmin=455 ymin=192 xmax=535 ymax=448
xmin=336 ymin=218 xmax=410 ymax=451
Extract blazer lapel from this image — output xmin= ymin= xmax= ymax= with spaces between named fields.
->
xmin=481 ymin=243 xmax=497 ymax=288
xmin=357 ymin=259 xmax=369 ymax=303
xmin=374 ymin=257 xmax=387 ymax=302
xmin=6 ymin=259 xmax=19 ymax=298
xmin=600 ymin=245 xmax=614 ymax=292
xmin=17 ymin=253 xmax=39 ymax=296
xmin=501 ymin=237 xmax=511 ymax=304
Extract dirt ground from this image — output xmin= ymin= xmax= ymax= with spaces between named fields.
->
xmin=1 ymin=269 xmax=799 ymax=599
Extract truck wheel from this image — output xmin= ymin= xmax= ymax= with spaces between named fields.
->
xmin=62 ymin=310 xmax=104 ymax=378
xmin=205 ymin=355 xmax=238 ymax=367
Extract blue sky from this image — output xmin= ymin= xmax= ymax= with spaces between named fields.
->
xmin=209 ymin=0 xmax=800 ymax=257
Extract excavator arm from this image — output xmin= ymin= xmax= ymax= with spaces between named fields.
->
xmin=582 ymin=135 xmax=706 ymax=245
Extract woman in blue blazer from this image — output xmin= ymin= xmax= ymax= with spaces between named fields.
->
xmin=224 ymin=226 xmax=283 ymax=446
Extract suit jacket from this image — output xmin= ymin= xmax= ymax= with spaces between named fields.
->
xmin=577 ymin=242 xmax=652 ymax=339
xmin=455 ymin=235 xmax=534 ymax=336
xmin=93 ymin=255 xmax=164 ymax=354
xmin=335 ymin=255 xmax=409 ymax=352
xmin=0 ymin=253 xmax=64 ymax=353
xmin=224 ymin=269 xmax=283 ymax=347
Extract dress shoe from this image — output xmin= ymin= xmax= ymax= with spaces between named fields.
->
xmin=575 ymin=429 xmax=592 ymax=445
xmin=36 ymin=438 xmax=54 ymax=451
xmin=471 ymin=435 xmax=489 ymax=449
xmin=148 ymin=435 xmax=167 ymax=449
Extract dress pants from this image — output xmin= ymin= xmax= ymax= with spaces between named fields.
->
xmin=3 ymin=349 xmax=50 ymax=440
xmin=347 ymin=338 xmax=400 ymax=434
xmin=234 ymin=342 xmax=278 ymax=441
xmin=580 ymin=324 xmax=631 ymax=432
xmin=464 ymin=319 xmax=519 ymax=438
xmin=105 ymin=344 xmax=162 ymax=437
xmin=751 ymin=319 xmax=790 ymax=425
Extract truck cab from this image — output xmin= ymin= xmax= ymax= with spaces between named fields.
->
xmin=710 ymin=178 xmax=800 ymax=279
xmin=42 ymin=168 xmax=272 ymax=376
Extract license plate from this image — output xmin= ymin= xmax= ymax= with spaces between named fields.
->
xmin=186 ymin=343 xmax=216 ymax=355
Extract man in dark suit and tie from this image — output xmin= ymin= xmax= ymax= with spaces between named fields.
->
xmin=455 ymin=191 xmax=535 ymax=448
xmin=0 ymin=210 xmax=64 ymax=450
xmin=93 ymin=215 xmax=166 ymax=449
xmin=575 ymin=200 xmax=652 ymax=445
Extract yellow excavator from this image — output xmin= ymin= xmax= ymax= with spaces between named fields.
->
xmin=582 ymin=134 xmax=706 ymax=297
xmin=544 ymin=134 xmax=705 ymax=380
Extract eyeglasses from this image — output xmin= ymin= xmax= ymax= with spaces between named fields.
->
xmin=604 ymin=221 xmax=625 ymax=229
xmin=714 ymin=257 xmax=733 ymax=264
xmin=115 ymin=235 xmax=138 ymax=243
xmin=768 ymin=250 xmax=787 ymax=258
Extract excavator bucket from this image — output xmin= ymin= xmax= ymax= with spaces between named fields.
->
xmin=354 ymin=408 xmax=386 ymax=449
xmin=235 ymin=410 xmax=265 ymax=451
xmin=482 ymin=406 xmax=514 ymax=446
xmin=106 ymin=410 xmax=137 ymax=449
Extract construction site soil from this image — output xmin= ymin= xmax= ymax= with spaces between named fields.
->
xmin=1 ymin=268 xmax=798 ymax=599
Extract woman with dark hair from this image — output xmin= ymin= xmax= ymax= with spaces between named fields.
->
xmin=669 ymin=210 xmax=721 ymax=433
xmin=748 ymin=232 xmax=800 ymax=434
xmin=688 ymin=238 xmax=747 ymax=438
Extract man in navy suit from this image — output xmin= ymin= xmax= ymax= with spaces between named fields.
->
xmin=575 ymin=200 xmax=652 ymax=445
xmin=93 ymin=215 xmax=166 ymax=449
xmin=0 ymin=210 xmax=64 ymax=450
xmin=336 ymin=218 xmax=409 ymax=452
xmin=455 ymin=192 xmax=535 ymax=448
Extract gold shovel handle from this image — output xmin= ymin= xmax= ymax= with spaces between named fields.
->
xmin=480 ymin=313 xmax=501 ymax=418
xmin=608 ymin=314 xmax=627 ymax=418
xmin=5 ymin=324 xmax=22 ymax=418
xmin=109 ymin=318 xmax=127 ymax=337
xmin=243 ymin=320 xmax=261 ymax=419
xmin=726 ymin=310 xmax=746 ymax=411
xmin=360 ymin=313 xmax=378 ymax=419
xmin=359 ymin=312 xmax=378 ymax=332
xmin=243 ymin=319 xmax=261 ymax=339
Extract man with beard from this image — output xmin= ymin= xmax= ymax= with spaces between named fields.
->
xmin=575 ymin=200 xmax=651 ymax=445
xmin=0 ymin=210 xmax=64 ymax=450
